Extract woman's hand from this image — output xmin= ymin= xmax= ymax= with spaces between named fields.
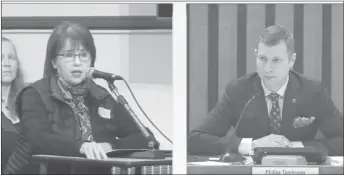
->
xmin=80 ymin=142 xmax=109 ymax=160
xmin=98 ymin=142 xmax=113 ymax=153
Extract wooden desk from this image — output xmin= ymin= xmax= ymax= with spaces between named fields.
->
xmin=187 ymin=164 xmax=343 ymax=174
xmin=33 ymin=155 xmax=172 ymax=174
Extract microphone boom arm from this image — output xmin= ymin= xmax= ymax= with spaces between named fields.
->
xmin=226 ymin=95 xmax=258 ymax=153
xmin=106 ymin=81 xmax=160 ymax=150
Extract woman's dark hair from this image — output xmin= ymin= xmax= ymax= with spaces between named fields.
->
xmin=43 ymin=21 xmax=96 ymax=78
xmin=1 ymin=37 xmax=25 ymax=117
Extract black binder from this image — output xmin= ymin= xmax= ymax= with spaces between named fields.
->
xmin=106 ymin=149 xmax=172 ymax=159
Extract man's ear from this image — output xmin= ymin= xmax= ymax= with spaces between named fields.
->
xmin=289 ymin=53 xmax=296 ymax=68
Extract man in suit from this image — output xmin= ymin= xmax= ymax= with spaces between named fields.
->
xmin=188 ymin=25 xmax=343 ymax=156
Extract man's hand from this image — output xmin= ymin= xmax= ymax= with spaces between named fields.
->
xmin=252 ymin=134 xmax=293 ymax=148
xmin=80 ymin=142 xmax=109 ymax=160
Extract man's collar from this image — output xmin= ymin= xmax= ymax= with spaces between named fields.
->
xmin=261 ymin=75 xmax=289 ymax=97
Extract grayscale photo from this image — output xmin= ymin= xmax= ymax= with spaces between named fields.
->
xmin=187 ymin=3 xmax=343 ymax=174
xmin=1 ymin=2 xmax=173 ymax=174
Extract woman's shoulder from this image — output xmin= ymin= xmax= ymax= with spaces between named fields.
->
xmin=20 ymin=77 xmax=50 ymax=94
xmin=15 ymin=78 xmax=52 ymax=116
xmin=87 ymin=81 xmax=121 ymax=109
xmin=88 ymin=80 xmax=111 ymax=100
xmin=27 ymin=77 xmax=50 ymax=88
xmin=15 ymin=77 xmax=52 ymax=109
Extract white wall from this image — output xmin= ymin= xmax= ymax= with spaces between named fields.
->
xmin=1 ymin=3 xmax=173 ymax=150
xmin=2 ymin=3 xmax=157 ymax=16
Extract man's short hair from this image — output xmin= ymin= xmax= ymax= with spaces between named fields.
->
xmin=259 ymin=25 xmax=295 ymax=55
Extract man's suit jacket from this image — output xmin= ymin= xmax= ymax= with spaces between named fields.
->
xmin=188 ymin=71 xmax=343 ymax=156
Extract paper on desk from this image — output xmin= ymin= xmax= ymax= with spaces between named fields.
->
xmin=244 ymin=156 xmax=254 ymax=165
xmin=188 ymin=161 xmax=232 ymax=166
xmin=188 ymin=156 xmax=254 ymax=166
xmin=328 ymin=156 xmax=343 ymax=166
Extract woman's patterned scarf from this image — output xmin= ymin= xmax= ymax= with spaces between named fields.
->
xmin=56 ymin=76 xmax=94 ymax=141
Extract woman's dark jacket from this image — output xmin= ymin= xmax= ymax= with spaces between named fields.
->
xmin=16 ymin=75 xmax=153 ymax=157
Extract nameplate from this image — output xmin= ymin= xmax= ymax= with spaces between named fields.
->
xmin=252 ymin=167 xmax=319 ymax=175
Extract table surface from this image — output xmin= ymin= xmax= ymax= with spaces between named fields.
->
xmin=187 ymin=164 xmax=343 ymax=174
xmin=188 ymin=155 xmax=343 ymax=174
xmin=32 ymin=155 xmax=172 ymax=168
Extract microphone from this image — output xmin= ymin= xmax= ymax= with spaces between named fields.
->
xmin=232 ymin=93 xmax=259 ymax=138
xmin=87 ymin=68 xmax=123 ymax=82
xmin=221 ymin=93 xmax=259 ymax=162
xmin=105 ymin=79 xmax=166 ymax=159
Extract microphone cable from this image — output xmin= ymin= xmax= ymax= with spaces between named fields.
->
xmin=117 ymin=79 xmax=173 ymax=144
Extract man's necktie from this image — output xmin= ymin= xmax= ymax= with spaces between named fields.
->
xmin=268 ymin=93 xmax=282 ymax=134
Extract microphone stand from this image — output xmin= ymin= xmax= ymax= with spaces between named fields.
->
xmin=106 ymin=80 xmax=166 ymax=159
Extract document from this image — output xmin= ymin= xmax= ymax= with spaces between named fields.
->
xmin=328 ymin=156 xmax=343 ymax=166
xmin=188 ymin=161 xmax=232 ymax=166
xmin=188 ymin=156 xmax=254 ymax=166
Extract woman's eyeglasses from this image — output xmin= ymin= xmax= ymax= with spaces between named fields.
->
xmin=56 ymin=52 xmax=91 ymax=63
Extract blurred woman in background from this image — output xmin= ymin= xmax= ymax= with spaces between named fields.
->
xmin=16 ymin=21 xmax=155 ymax=174
xmin=1 ymin=37 xmax=25 ymax=173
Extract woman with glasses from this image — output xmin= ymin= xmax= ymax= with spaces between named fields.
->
xmin=1 ymin=37 xmax=26 ymax=173
xmin=16 ymin=21 xmax=156 ymax=174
